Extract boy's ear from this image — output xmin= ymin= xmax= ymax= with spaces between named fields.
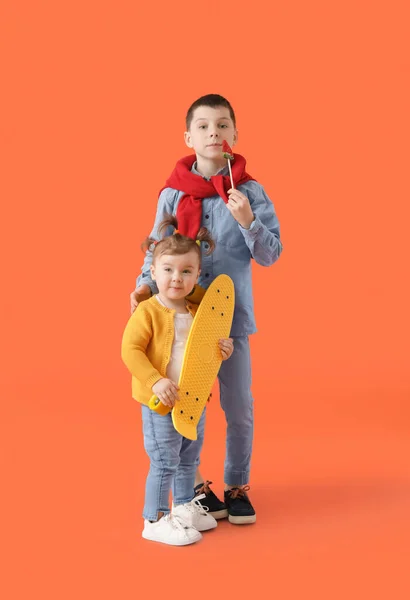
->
xmin=184 ymin=130 xmax=194 ymax=149
xmin=233 ymin=129 xmax=238 ymax=146
xmin=150 ymin=265 xmax=156 ymax=281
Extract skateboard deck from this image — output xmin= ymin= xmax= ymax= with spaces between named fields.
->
xmin=148 ymin=274 xmax=235 ymax=440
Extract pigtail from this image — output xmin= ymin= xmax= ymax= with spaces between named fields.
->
xmin=197 ymin=227 xmax=215 ymax=256
xmin=140 ymin=236 xmax=157 ymax=253
xmin=157 ymin=213 xmax=179 ymax=238
xmin=141 ymin=213 xmax=178 ymax=254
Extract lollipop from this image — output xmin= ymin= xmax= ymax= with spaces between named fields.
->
xmin=222 ymin=140 xmax=234 ymax=160
xmin=222 ymin=140 xmax=234 ymax=189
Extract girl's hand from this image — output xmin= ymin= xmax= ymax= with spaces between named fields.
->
xmin=152 ymin=378 xmax=179 ymax=407
xmin=219 ymin=338 xmax=234 ymax=361
xmin=226 ymin=189 xmax=255 ymax=229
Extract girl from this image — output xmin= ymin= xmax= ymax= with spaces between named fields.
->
xmin=121 ymin=215 xmax=234 ymax=546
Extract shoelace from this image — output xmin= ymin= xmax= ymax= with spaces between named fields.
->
xmin=227 ymin=485 xmax=251 ymax=500
xmin=196 ymin=480 xmax=213 ymax=496
xmin=189 ymin=494 xmax=209 ymax=515
xmin=164 ymin=513 xmax=191 ymax=535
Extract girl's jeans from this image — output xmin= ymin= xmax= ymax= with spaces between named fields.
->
xmin=141 ymin=404 xmax=206 ymax=521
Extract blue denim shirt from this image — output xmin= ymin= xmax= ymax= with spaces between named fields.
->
xmin=137 ymin=163 xmax=283 ymax=336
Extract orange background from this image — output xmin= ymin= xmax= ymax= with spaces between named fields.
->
xmin=1 ymin=1 xmax=410 ymax=598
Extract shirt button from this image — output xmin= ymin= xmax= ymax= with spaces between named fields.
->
xmin=205 ymin=244 xmax=209 ymax=249
xmin=205 ymin=215 xmax=209 ymax=219
xmin=205 ymin=273 xmax=210 ymax=278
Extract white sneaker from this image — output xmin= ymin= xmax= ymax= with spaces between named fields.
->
xmin=142 ymin=513 xmax=202 ymax=546
xmin=172 ymin=494 xmax=218 ymax=532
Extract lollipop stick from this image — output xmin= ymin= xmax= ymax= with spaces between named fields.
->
xmin=227 ymin=159 xmax=234 ymax=189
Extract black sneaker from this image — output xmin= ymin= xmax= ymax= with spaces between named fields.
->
xmin=224 ymin=486 xmax=256 ymax=524
xmin=194 ymin=481 xmax=228 ymax=520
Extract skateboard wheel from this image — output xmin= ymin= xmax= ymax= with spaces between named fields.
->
xmin=148 ymin=395 xmax=171 ymax=416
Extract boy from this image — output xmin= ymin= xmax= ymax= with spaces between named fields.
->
xmin=130 ymin=94 xmax=282 ymax=524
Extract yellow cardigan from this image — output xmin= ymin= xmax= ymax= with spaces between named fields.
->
xmin=121 ymin=286 xmax=205 ymax=406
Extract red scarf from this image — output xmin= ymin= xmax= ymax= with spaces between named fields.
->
xmin=160 ymin=154 xmax=255 ymax=239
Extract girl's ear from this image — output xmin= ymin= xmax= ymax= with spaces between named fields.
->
xmin=150 ymin=264 xmax=156 ymax=281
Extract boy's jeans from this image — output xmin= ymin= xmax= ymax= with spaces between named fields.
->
xmin=218 ymin=336 xmax=254 ymax=486
xmin=141 ymin=404 xmax=206 ymax=521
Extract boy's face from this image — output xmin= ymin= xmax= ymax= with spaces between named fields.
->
xmin=184 ymin=106 xmax=238 ymax=163
xmin=151 ymin=251 xmax=200 ymax=301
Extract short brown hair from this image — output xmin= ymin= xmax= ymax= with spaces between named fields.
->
xmin=186 ymin=94 xmax=236 ymax=130
xmin=142 ymin=214 xmax=215 ymax=262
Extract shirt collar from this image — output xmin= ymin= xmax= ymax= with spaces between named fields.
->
xmin=191 ymin=161 xmax=230 ymax=181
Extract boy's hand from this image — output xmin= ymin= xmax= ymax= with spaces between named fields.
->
xmin=130 ymin=284 xmax=152 ymax=314
xmin=226 ymin=189 xmax=255 ymax=230
xmin=219 ymin=338 xmax=234 ymax=361
xmin=152 ymin=378 xmax=180 ymax=407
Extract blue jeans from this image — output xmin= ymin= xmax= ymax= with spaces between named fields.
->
xmin=218 ymin=336 xmax=254 ymax=486
xmin=141 ymin=404 xmax=206 ymax=521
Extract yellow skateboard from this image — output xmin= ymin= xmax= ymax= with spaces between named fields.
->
xmin=148 ymin=274 xmax=235 ymax=440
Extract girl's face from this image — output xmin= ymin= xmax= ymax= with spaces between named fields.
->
xmin=150 ymin=250 xmax=201 ymax=301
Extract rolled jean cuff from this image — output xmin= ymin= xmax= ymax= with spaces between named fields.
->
xmin=224 ymin=470 xmax=250 ymax=486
